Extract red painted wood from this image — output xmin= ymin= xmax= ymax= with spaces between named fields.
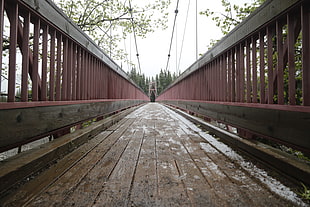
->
xmin=240 ymin=44 xmax=245 ymax=103
xmin=276 ymin=21 xmax=285 ymax=105
xmin=267 ymin=26 xmax=274 ymax=104
xmin=236 ymin=46 xmax=241 ymax=102
xmin=252 ymin=36 xmax=258 ymax=103
xmin=32 ymin=17 xmax=40 ymax=101
xmin=302 ymin=3 xmax=310 ymax=106
xmin=227 ymin=51 xmax=232 ymax=102
xmin=41 ymin=24 xmax=48 ymax=101
xmin=62 ymin=38 xmax=68 ymax=101
xmin=287 ymin=13 xmax=296 ymax=105
xmin=246 ymin=40 xmax=251 ymax=103
xmin=8 ymin=3 xmax=18 ymax=102
xmin=76 ymin=47 xmax=81 ymax=100
xmin=0 ymin=0 xmax=4 ymax=94
xmin=259 ymin=31 xmax=266 ymax=104
xmin=231 ymin=48 xmax=236 ymax=102
xmin=55 ymin=33 xmax=62 ymax=101
xmin=21 ymin=12 xmax=30 ymax=102
xmin=49 ymin=29 xmax=56 ymax=101
xmin=72 ymin=43 xmax=77 ymax=101
xmin=66 ymin=40 xmax=72 ymax=100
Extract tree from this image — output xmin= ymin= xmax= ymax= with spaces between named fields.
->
xmin=200 ymin=0 xmax=266 ymax=48
xmin=54 ymin=0 xmax=171 ymax=63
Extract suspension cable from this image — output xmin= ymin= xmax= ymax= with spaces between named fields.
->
xmin=129 ymin=0 xmax=142 ymax=74
xmin=177 ymin=0 xmax=191 ymax=74
xmin=165 ymin=0 xmax=180 ymax=72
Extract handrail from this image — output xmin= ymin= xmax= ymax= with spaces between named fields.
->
xmin=157 ymin=0 xmax=310 ymax=154
xmin=0 ymin=0 xmax=148 ymax=153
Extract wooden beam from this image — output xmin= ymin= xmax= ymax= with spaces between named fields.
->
xmin=0 ymin=100 xmax=146 ymax=152
xmin=159 ymin=100 xmax=310 ymax=153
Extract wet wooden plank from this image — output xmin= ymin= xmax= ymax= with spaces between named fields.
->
xmin=159 ymin=100 xmax=310 ymax=153
xmin=128 ymin=118 xmax=158 ymax=206
xmin=27 ymin=117 xmax=136 ymax=207
xmin=2 ymin=103 xmax=306 ymax=207
xmin=92 ymin=123 xmax=144 ymax=206
xmin=62 ymin=119 xmax=139 ymax=207
xmin=1 ymin=130 xmax=112 ymax=206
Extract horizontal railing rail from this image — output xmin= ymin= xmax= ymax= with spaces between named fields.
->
xmin=157 ymin=0 xmax=310 ymax=154
xmin=0 ymin=0 xmax=148 ymax=152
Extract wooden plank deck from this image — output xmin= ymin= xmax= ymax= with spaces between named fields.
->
xmin=2 ymin=103 xmax=306 ymax=207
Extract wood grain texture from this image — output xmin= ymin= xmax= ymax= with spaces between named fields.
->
xmin=0 ymin=100 xmax=145 ymax=151
xmin=2 ymin=103 xmax=303 ymax=206
xmin=160 ymin=100 xmax=310 ymax=152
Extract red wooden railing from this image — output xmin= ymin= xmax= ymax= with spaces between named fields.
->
xmin=0 ymin=0 xmax=147 ymax=103
xmin=158 ymin=0 xmax=310 ymax=154
xmin=0 ymin=0 xmax=148 ymax=153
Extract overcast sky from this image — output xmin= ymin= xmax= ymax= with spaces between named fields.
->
xmin=122 ymin=0 xmax=252 ymax=78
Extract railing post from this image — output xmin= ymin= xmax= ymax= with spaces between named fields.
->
xmin=287 ymin=13 xmax=297 ymax=105
xmin=302 ymin=2 xmax=310 ymax=106
xmin=21 ymin=11 xmax=30 ymax=102
xmin=49 ymin=29 xmax=56 ymax=101
xmin=276 ymin=20 xmax=285 ymax=105
xmin=0 ymin=0 xmax=4 ymax=95
xmin=32 ymin=17 xmax=40 ymax=101
xmin=7 ymin=3 xmax=18 ymax=102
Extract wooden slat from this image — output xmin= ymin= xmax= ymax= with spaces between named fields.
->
xmin=49 ymin=29 xmax=56 ymax=101
xmin=29 ymin=118 xmax=136 ymax=207
xmin=240 ymin=44 xmax=245 ymax=103
xmin=21 ymin=12 xmax=30 ymax=102
xmin=32 ymin=17 xmax=40 ymax=101
xmin=7 ymin=3 xmax=18 ymax=102
xmin=267 ymin=26 xmax=274 ymax=104
xmin=227 ymin=52 xmax=232 ymax=102
xmin=259 ymin=31 xmax=266 ymax=104
xmin=55 ymin=33 xmax=62 ymax=101
xmin=41 ymin=24 xmax=48 ymax=101
xmin=246 ymin=40 xmax=251 ymax=103
xmin=0 ymin=0 xmax=3 ymax=94
xmin=276 ymin=20 xmax=285 ymax=105
xmin=61 ymin=38 xmax=68 ymax=101
xmin=252 ymin=36 xmax=258 ymax=103
xmin=72 ymin=44 xmax=77 ymax=100
xmin=128 ymin=118 xmax=157 ymax=206
xmin=236 ymin=46 xmax=241 ymax=102
xmin=0 ymin=100 xmax=145 ymax=152
xmin=76 ymin=47 xmax=81 ymax=100
xmin=302 ymin=3 xmax=310 ymax=106
xmin=160 ymin=100 xmax=310 ymax=153
xmin=66 ymin=40 xmax=72 ymax=100
xmin=2 ymin=103 xmax=305 ymax=206
xmin=287 ymin=13 xmax=296 ymax=105
xmin=231 ymin=48 xmax=236 ymax=102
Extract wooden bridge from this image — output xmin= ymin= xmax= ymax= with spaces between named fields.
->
xmin=0 ymin=0 xmax=310 ymax=206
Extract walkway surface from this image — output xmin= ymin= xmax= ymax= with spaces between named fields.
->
xmin=4 ymin=103 xmax=306 ymax=206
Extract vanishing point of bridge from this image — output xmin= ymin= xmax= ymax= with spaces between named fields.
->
xmin=0 ymin=0 xmax=310 ymax=206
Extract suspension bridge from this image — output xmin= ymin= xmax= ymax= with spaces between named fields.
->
xmin=0 ymin=0 xmax=310 ymax=206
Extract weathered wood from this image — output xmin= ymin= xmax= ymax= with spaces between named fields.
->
xmin=2 ymin=103 xmax=306 ymax=207
xmin=0 ymin=105 xmax=139 ymax=201
xmin=166 ymin=104 xmax=310 ymax=186
xmin=26 ymin=117 xmax=137 ymax=207
xmin=0 ymin=100 xmax=145 ymax=152
xmin=17 ymin=0 xmax=133 ymax=84
xmin=162 ymin=0 xmax=301 ymax=93
xmin=160 ymin=100 xmax=310 ymax=153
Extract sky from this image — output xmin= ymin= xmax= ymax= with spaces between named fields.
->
xmin=121 ymin=0 xmax=253 ymax=78
xmin=0 ymin=0 xmax=253 ymax=93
